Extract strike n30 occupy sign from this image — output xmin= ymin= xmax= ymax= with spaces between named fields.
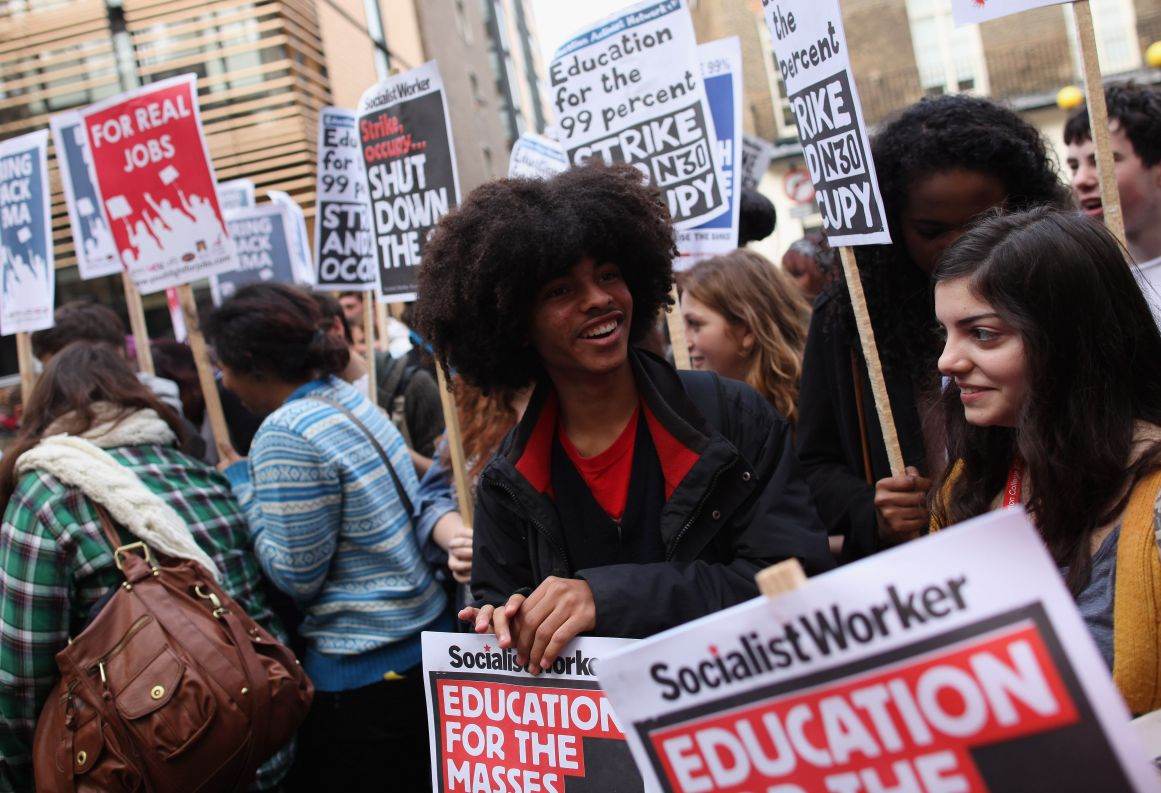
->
xmin=550 ymin=0 xmax=727 ymax=229
xmin=598 ymin=509 xmax=1160 ymax=792
xmin=424 ymin=633 xmax=644 ymax=793
xmin=358 ymin=61 xmax=461 ymax=302
xmin=761 ymin=0 xmax=889 ymax=246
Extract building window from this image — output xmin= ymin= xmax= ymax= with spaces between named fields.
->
xmin=1065 ymin=0 xmax=1140 ymax=75
xmin=905 ymin=0 xmax=988 ymax=95
xmin=455 ymin=0 xmax=473 ymax=43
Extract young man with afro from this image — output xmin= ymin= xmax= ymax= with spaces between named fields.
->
xmin=415 ymin=164 xmax=832 ymax=673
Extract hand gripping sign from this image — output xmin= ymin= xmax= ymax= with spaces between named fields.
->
xmin=0 ymin=130 xmax=54 ymax=336
xmin=598 ymin=508 xmax=1161 ymax=792
xmin=79 ymin=73 xmax=234 ymax=294
xmin=549 ymin=0 xmax=728 ymax=229
xmin=357 ymin=61 xmax=462 ymax=302
xmin=314 ymin=107 xmax=377 ymax=292
xmin=423 ymin=633 xmax=645 ymax=793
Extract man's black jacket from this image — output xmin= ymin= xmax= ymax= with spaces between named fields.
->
xmin=470 ymin=349 xmax=834 ymax=639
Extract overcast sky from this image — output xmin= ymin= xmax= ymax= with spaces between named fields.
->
xmin=529 ymin=0 xmax=629 ymax=64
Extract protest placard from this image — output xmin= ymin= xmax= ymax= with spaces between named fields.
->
xmin=50 ymin=112 xmax=121 ymax=280
xmin=508 ymin=133 xmax=569 ymax=179
xmin=423 ymin=632 xmax=644 ymax=793
xmin=762 ymin=0 xmax=889 ymax=246
xmin=674 ymin=37 xmax=742 ymax=269
xmin=267 ymin=190 xmax=314 ymax=285
xmin=740 ymin=135 xmax=776 ymax=192
xmin=314 ymin=107 xmax=377 ymax=292
xmin=80 ymin=73 xmax=234 ymax=294
xmin=217 ymin=178 xmax=256 ymax=211
xmin=951 ymin=0 xmax=1068 ymax=25
xmin=549 ymin=0 xmax=727 ymax=229
xmin=211 ymin=204 xmax=297 ymax=304
xmin=599 ymin=508 xmax=1160 ymax=792
xmin=0 ymin=130 xmax=54 ymax=337
xmin=357 ymin=61 xmax=461 ymax=302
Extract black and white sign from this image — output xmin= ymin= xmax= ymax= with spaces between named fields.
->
xmin=267 ymin=189 xmax=313 ymax=286
xmin=740 ymin=134 xmax=776 ymax=192
xmin=508 ymin=133 xmax=569 ymax=180
xmin=217 ymin=178 xmax=255 ymax=210
xmin=313 ymin=107 xmax=377 ymax=292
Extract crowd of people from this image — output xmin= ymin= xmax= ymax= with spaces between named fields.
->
xmin=0 ymin=82 xmax=1159 ymax=790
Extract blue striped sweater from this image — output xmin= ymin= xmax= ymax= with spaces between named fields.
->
xmin=225 ymin=377 xmax=447 ymax=690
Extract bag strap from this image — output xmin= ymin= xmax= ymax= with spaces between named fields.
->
xmin=306 ymin=395 xmax=416 ymax=521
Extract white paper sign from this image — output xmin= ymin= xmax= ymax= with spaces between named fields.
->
xmin=740 ymin=134 xmax=776 ymax=192
xmin=951 ymin=0 xmax=1068 ymax=25
xmin=762 ymin=1 xmax=890 ymax=246
xmin=508 ymin=133 xmax=569 ymax=179
xmin=313 ymin=107 xmax=377 ymax=292
xmin=675 ymin=37 xmax=743 ymax=270
xmin=422 ymin=632 xmax=645 ymax=792
xmin=267 ymin=190 xmax=313 ymax=285
xmin=211 ymin=204 xmax=297 ymax=305
xmin=217 ymin=178 xmax=256 ymax=210
xmin=549 ymin=0 xmax=727 ymax=229
xmin=50 ymin=112 xmax=122 ymax=280
xmin=0 ymin=130 xmax=55 ymax=335
xmin=599 ymin=509 xmax=1160 ymax=792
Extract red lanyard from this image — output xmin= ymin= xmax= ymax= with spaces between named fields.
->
xmin=1003 ymin=459 xmax=1023 ymax=508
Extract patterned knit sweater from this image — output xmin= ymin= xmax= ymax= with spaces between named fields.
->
xmin=225 ymin=377 xmax=446 ymax=689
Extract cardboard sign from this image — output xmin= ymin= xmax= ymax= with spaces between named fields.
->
xmin=50 ymin=112 xmax=122 ymax=280
xmin=598 ymin=509 xmax=1160 ymax=792
xmin=675 ymin=37 xmax=743 ymax=270
xmin=267 ymin=190 xmax=314 ymax=285
xmin=211 ymin=204 xmax=296 ymax=305
xmin=740 ymin=135 xmax=776 ymax=192
xmin=951 ymin=0 xmax=1068 ymax=25
xmin=166 ymin=286 xmax=187 ymax=342
xmin=423 ymin=632 xmax=645 ymax=793
xmin=80 ymin=73 xmax=234 ymax=294
xmin=549 ymin=0 xmax=728 ymax=229
xmin=217 ymin=178 xmax=256 ymax=210
xmin=508 ymin=133 xmax=569 ymax=179
xmin=313 ymin=107 xmax=377 ymax=292
xmin=357 ymin=61 xmax=461 ymax=302
xmin=0 ymin=130 xmax=54 ymax=335
xmin=762 ymin=2 xmax=890 ymax=246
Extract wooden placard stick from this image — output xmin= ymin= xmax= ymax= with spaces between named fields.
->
xmin=839 ymin=246 xmax=905 ymax=477
xmin=175 ymin=284 xmax=231 ymax=458
xmin=755 ymin=558 xmax=807 ymax=598
xmin=121 ymin=271 xmax=155 ymax=376
xmin=363 ymin=294 xmax=378 ymax=405
xmin=434 ymin=362 xmax=474 ymax=526
xmin=1073 ymin=0 xmax=1128 ymax=249
xmin=15 ymin=332 xmax=36 ymax=401
xmin=667 ymin=283 xmax=692 ymax=370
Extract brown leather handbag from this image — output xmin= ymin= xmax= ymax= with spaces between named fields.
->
xmin=32 ymin=508 xmax=313 ymax=792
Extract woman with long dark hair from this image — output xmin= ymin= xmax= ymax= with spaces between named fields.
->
xmin=206 ymin=283 xmax=447 ymax=792
xmin=0 ymin=343 xmax=290 ymax=791
xmin=929 ymin=207 xmax=1161 ymax=714
xmin=796 ymin=94 xmax=1071 ymax=561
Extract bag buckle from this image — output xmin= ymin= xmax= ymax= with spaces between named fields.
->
xmin=113 ymin=542 xmax=159 ymax=574
xmin=194 ymin=583 xmax=228 ymax=619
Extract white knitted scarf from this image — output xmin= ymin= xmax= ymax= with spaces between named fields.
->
xmin=16 ymin=404 xmax=222 ymax=580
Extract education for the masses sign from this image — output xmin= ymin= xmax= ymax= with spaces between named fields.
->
xmin=761 ymin=1 xmax=890 ymax=246
xmin=423 ymin=633 xmax=644 ymax=793
xmin=50 ymin=112 xmax=122 ymax=280
xmin=951 ymin=0 xmax=1068 ymax=25
xmin=313 ymin=107 xmax=377 ymax=292
xmin=508 ymin=133 xmax=569 ymax=179
xmin=740 ymin=134 xmax=776 ymax=192
xmin=549 ymin=0 xmax=728 ymax=229
xmin=675 ymin=37 xmax=742 ymax=269
xmin=357 ymin=61 xmax=461 ymax=302
xmin=0 ymin=130 xmax=54 ymax=335
xmin=211 ymin=204 xmax=296 ymax=305
xmin=599 ymin=508 xmax=1160 ymax=792
xmin=80 ymin=73 xmax=234 ymax=294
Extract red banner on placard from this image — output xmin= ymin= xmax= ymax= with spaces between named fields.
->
xmin=80 ymin=74 xmax=234 ymax=294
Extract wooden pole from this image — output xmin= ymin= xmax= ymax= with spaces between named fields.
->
xmin=363 ymin=294 xmax=378 ymax=405
xmin=755 ymin=558 xmax=807 ymax=598
xmin=839 ymin=246 xmax=905 ymax=477
xmin=1073 ymin=0 xmax=1128 ymax=249
xmin=667 ymin=284 xmax=691 ymax=370
xmin=435 ymin=362 xmax=474 ymax=526
xmin=176 ymin=284 xmax=231 ymax=458
xmin=121 ymin=271 xmax=154 ymax=376
xmin=15 ymin=332 xmax=36 ymax=401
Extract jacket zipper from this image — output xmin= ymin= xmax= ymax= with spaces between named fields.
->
xmin=666 ymin=459 xmax=734 ymax=562
xmin=489 ymin=476 xmax=572 ymax=566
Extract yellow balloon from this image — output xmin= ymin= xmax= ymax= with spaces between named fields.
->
xmin=1147 ymin=41 xmax=1161 ymax=69
xmin=1057 ymin=85 xmax=1085 ymax=111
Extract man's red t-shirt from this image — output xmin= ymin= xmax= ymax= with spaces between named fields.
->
xmin=557 ymin=406 xmax=639 ymax=522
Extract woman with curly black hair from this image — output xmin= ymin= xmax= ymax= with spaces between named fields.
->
xmin=414 ymin=164 xmax=831 ymax=670
xmin=796 ymin=94 xmax=1070 ymax=562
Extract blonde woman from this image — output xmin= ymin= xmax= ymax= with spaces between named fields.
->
xmin=680 ymin=249 xmax=811 ymax=422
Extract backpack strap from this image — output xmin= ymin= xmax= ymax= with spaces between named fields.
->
xmin=677 ymin=369 xmax=728 ymax=437
xmin=1113 ymin=467 xmax=1161 ymax=715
